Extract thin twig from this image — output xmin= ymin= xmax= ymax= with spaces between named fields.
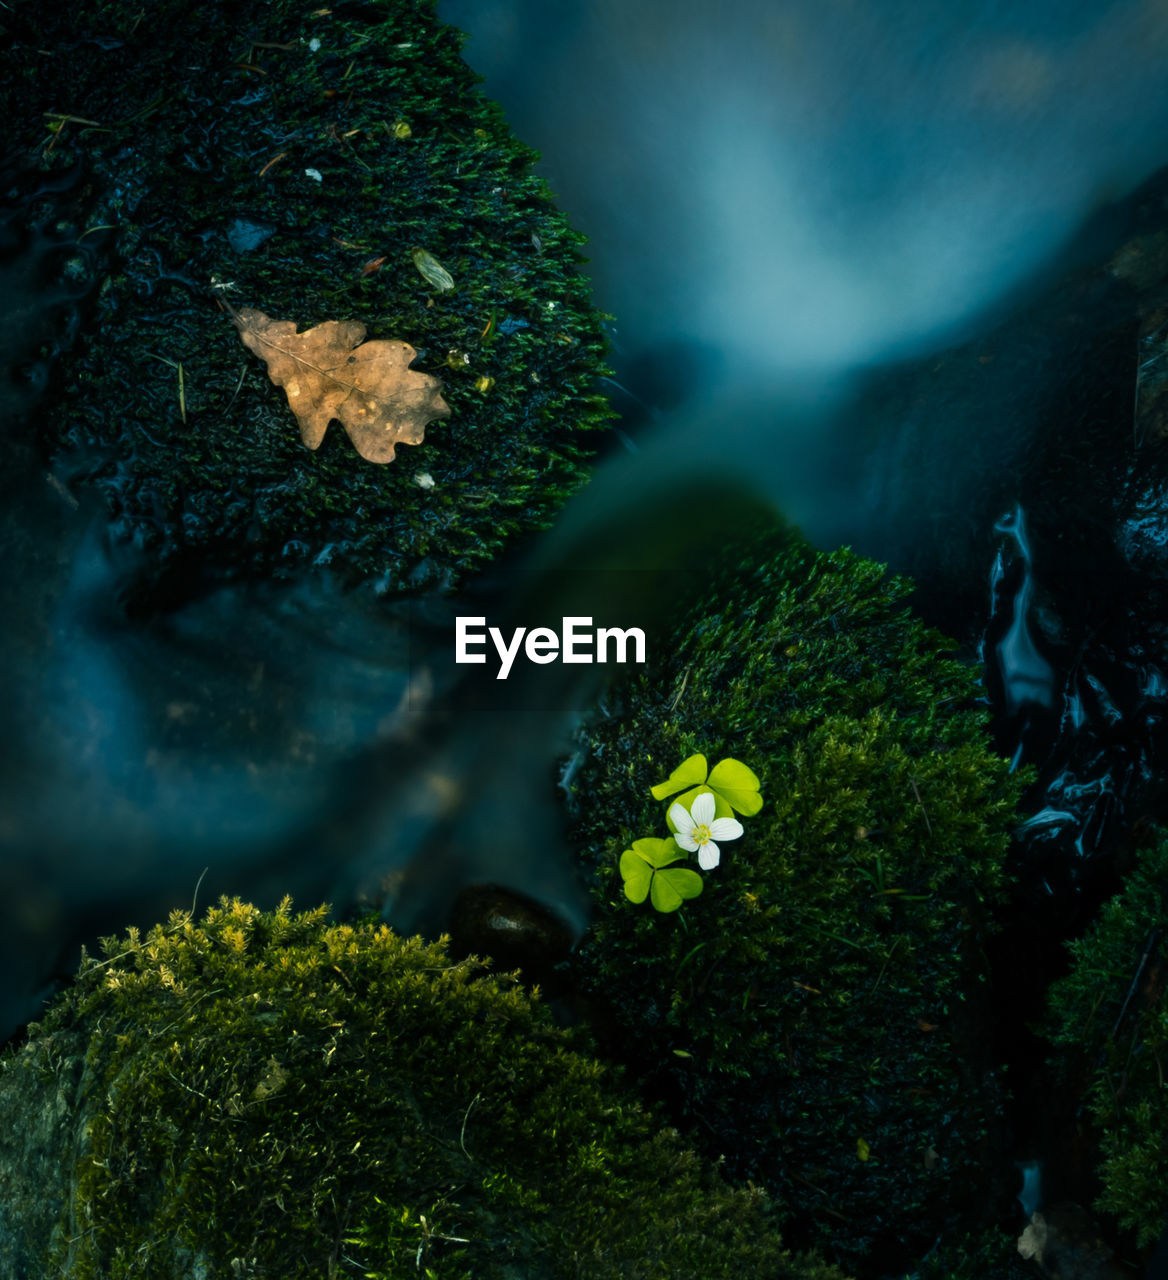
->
xmin=156 ymin=987 xmax=225 ymax=1039
xmin=789 ymin=1173 xmax=850 ymax=1222
xmin=868 ymin=937 xmax=904 ymax=997
xmin=163 ymin=1068 xmax=213 ymax=1101
xmin=258 ymin=151 xmax=287 ymax=177
xmin=43 ymin=111 xmax=109 ymax=128
xmin=224 ymin=364 xmax=248 ymax=413
xmin=45 ymin=472 xmax=79 ymax=509
xmin=1111 ymin=929 xmax=1161 ymax=1039
xmin=459 ymin=1091 xmax=482 ymax=1161
xmin=190 ymin=867 xmax=209 ymax=920
xmin=909 ymin=776 xmax=933 ymax=835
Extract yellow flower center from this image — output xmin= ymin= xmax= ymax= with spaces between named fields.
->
xmin=693 ymin=824 xmax=712 ymax=845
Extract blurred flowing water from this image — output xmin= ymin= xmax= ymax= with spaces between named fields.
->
xmin=441 ymin=0 xmax=1168 ymax=381
xmin=5 ymin=2 xmax=1168 ymax=1155
xmin=439 ymin=0 xmax=1168 ymax=911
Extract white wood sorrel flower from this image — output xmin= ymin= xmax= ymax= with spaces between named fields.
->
xmin=668 ymin=791 xmax=744 ymax=871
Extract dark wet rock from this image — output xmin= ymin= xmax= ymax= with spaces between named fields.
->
xmin=0 ymin=1024 xmax=90 ymax=1279
xmin=1111 ymin=233 xmax=1168 ymax=294
xmin=1132 ymin=314 xmax=1168 ymax=445
xmin=819 ymin=164 xmax=1168 ymax=925
xmin=0 ymin=0 xmax=611 ymax=596
xmin=449 ymin=882 xmax=576 ymax=981
xmin=0 ymin=161 xmax=101 ymax=423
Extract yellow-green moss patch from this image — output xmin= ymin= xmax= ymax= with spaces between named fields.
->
xmin=0 ymin=897 xmax=851 ymax=1280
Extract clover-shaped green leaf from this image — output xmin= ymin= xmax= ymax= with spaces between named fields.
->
xmin=706 ymin=757 xmax=764 ymax=815
xmin=651 ymin=754 xmax=763 ymax=819
xmin=650 ymin=865 xmax=704 ymax=912
xmin=650 ymin=755 xmax=710 ymax=802
xmin=619 ymin=837 xmax=704 ymax=913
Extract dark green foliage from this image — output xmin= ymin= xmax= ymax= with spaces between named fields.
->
xmin=909 ymin=1224 xmax=1032 ymax=1279
xmin=1047 ymin=838 xmax=1168 ymax=1248
xmin=568 ymin=536 xmax=1025 ymax=1272
xmin=7 ymin=897 xmax=851 ymax=1280
xmin=1 ymin=0 xmax=610 ymax=589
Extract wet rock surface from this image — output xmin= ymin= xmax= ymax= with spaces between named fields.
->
xmin=0 ymin=0 xmax=611 ymax=596
xmin=0 ymin=0 xmax=611 ymax=1045
xmin=815 ymin=165 xmax=1168 ymax=917
xmin=0 ymin=1026 xmax=90 ymax=1278
xmin=812 ymin=163 xmax=1168 ymax=1277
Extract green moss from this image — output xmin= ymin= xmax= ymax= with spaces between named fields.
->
xmin=2 ymin=897 xmax=851 ymax=1280
xmin=1 ymin=0 xmax=611 ymax=589
xmin=908 ymin=1224 xmax=1032 ymax=1279
xmin=566 ymin=533 xmax=1025 ymax=1272
xmin=1046 ymin=837 xmax=1168 ymax=1248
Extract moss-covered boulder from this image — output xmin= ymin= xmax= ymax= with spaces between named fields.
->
xmin=0 ymin=896 xmax=852 ymax=1280
xmin=0 ymin=0 xmax=610 ymax=590
xmin=911 ymin=1224 xmax=1034 ymax=1279
xmin=1046 ymin=837 xmax=1168 ymax=1250
xmin=566 ymin=535 xmax=1025 ymax=1273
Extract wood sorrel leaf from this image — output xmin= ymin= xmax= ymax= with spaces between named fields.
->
xmin=650 ymin=865 xmax=704 ymax=912
xmin=619 ymin=848 xmax=654 ymax=904
xmin=707 ymin=757 xmax=764 ymax=815
xmin=650 ymin=754 xmax=708 ymax=801
xmin=620 ymin=838 xmax=702 ymax=911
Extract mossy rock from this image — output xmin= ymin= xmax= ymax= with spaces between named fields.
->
xmin=1 ymin=0 xmax=610 ymax=590
xmin=909 ymin=1224 xmax=1033 ymax=1279
xmin=1046 ymin=837 xmax=1168 ymax=1250
xmin=566 ymin=534 xmax=1026 ymax=1273
xmin=0 ymin=896 xmax=852 ymax=1280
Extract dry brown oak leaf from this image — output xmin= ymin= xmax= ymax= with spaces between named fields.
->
xmin=234 ymin=307 xmax=451 ymax=463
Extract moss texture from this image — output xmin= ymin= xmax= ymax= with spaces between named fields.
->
xmin=0 ymin=897 xmax=852 ymax=1280
xmin=566 ymin=533 xmax=1026 ymax=1273
xmin=0 ymin=0 xmax=611 ymax=590
xmin=908 ymin=1224 xmax=1032 ymax=1279
xmin=1046 ymin=837 xmax=1168 ymax=1249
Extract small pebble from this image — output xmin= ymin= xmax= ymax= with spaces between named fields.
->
xmin=448 ymin=884 xmax=576 ymax=983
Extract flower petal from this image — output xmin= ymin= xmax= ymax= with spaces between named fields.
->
xmin=674 ymin=831 xmax=699 ymax=852
xmin=669 ymin=801 xmax=696 ymax=835
xmin=709 ymin=817 xmax=744 ymax=842
xmin=698 ymin=841 xmax=721 ymax=870
xmin=690 ymin=791 xmax=716 ymax=826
